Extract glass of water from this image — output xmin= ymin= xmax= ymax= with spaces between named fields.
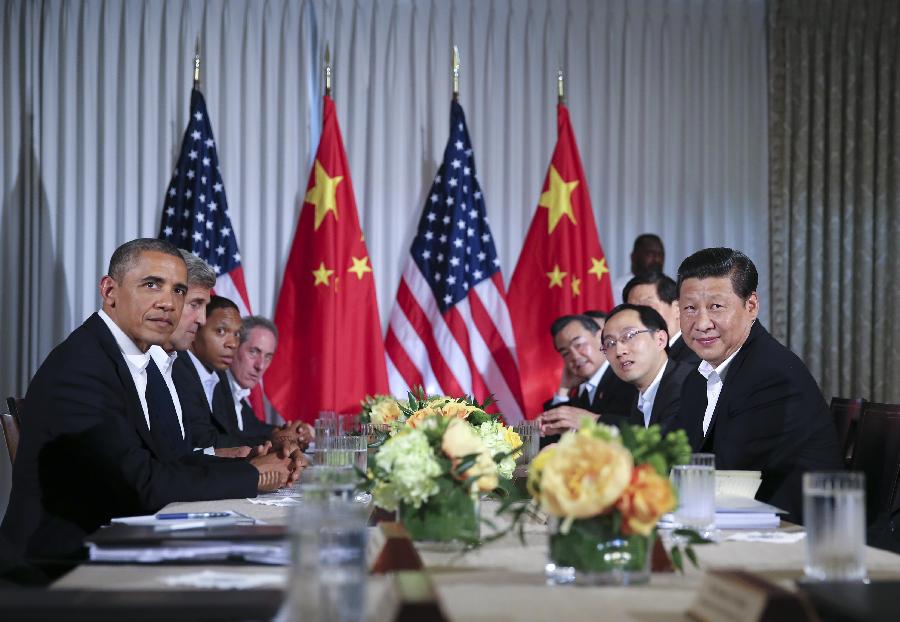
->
xmin=803 ymin=471 xmax=867 ymax=582
xmin=513 ymin=420 xmax=540 ymax=465
xmin=671 ymin=453 xmax=716 ymax=536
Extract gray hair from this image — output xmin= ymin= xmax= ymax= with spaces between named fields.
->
xmin=239 ymin=315 xmax=279 ymax=344
xmin=108 ymin=238 xmax=183 ymax=281
xmin=177 ymin=249 xmax=217 ymax=289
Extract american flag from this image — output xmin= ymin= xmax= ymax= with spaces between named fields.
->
xmin=385 ymin=101 xmax=524 ymax=423
xmin=158 ymin=88 xmax=252 ymax=315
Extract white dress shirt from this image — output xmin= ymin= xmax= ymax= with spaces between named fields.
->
xmin=669 ymin=331 xmax=683 ymax=347
xmin=148 ymin=345 xmax=186 ymax=439
xmin=550 ymin=360 xmax=610 ymax=407
xmin=637 ymin=360 xmax=668 ymax=428
xmin=225 ymin=369 xmax=250 ymax=432
xmin=697 ymin=347 xmax=743 ymax=436
xmin=187 ymin=350 xmax=219 ymax=410
xmin=97 ymin=309 xmax=152 ymax=431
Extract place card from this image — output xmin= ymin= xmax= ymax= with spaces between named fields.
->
xmin=366 ymin=522 xmax=424 ymax=574
xmin=370 ymin=571 xmax=449 ymax=622
xmin=687 ymin=570 xmax=817 ymax=622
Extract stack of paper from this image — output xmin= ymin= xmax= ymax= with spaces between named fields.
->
xmin=659 ymin=496 xmax=785 ymax=530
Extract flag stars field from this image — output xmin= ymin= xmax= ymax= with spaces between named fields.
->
xmin=547 ymin=264 xmax=567 ymax=288
xmin=588 ymin=256 xmax=609 ymax=282
xmin=305 ymin=160 xmax=343 ymax=230
xmin=539 ymin=164 xmax=579 ymax=234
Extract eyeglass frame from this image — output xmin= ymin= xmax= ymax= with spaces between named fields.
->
xmin=600 ymin=328 xmax=656 ymax=353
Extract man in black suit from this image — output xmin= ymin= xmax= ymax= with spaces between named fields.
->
xmin=675 ymin=248 xmax=842 ymax=523
xmin=1 ymin=239 xmax=303 ymax=560
xmin=623 ymin=272 xmax=701 ymax=367
xmin=601 ymin=304 xmax=693 ymax=434
xmin=539 ymin=314 xmax=637 ymax=438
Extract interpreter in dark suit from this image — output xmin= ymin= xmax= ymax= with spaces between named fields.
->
xmin=1 ymin=239 xmax=303 ymax=560
xmin=674 ymin=248 xmax=842 ymax=523
xmin=186 ymin=298 xmax=307 ymax=450
xmin=539 ymin=314 xmax=638 ymax=440
xmin=623 ymin=272 xmax=701 ymax=368
xmin=600 ymin=304 xmax=694 ymax=435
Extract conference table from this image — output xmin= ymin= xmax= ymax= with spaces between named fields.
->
xmin=51 ymin=494 xmax=900 ymax=621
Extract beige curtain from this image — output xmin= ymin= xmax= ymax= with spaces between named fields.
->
xmin=768 ymin=0 xmax=900 ymax=404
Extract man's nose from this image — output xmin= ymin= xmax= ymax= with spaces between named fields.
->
xmin=695 ymin=308 xmax=714 ymax=330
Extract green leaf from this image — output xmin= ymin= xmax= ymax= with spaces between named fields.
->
xmin=685 ymin=545 xmax=699 ymax=568
xmin=670 ymin=546 xmax=684 ymax=573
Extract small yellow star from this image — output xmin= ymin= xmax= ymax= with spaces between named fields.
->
xmin=571 ymin=276 xmax=582 ymax=297
xmin=312 ymin=261 xmax=335 ymax=287
xmin=588 ymin=257 xmax=609 ymax=282
xmin=538 ymin=165 xmax=579 ymax=234
xmin=305 ymin=160 xmax=343 ymax=230
xmin=546 ymin=264 xmax=567 ymax=288
xmin=347 ymin=256 xmax=373 ymax=280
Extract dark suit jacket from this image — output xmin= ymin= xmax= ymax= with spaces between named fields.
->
xmin=676 ymin=321 xmax=843 ymax=523
xmin=627 ymin=359 xmax=694 ymax=435
xmin=669 ymin=334 xmax=702 ymax=367
xmin=172 ymin=352 xmax=247 ymax=449
xmin=212 ymin=372 xmax=278 ymax=447
xmin=1 ymin=314 xmax=258 ymax=559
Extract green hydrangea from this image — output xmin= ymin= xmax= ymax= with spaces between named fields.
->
xmin=372 ymin=428 xmax=442 ymax=510
xmin=476 ymin=421 xmax=518 ymax=480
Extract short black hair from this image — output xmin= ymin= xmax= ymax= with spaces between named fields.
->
xmin=583 ymin=310 xmax=607 ymax=322
xmin=633 ymin=234 xmax=663 ymax=252
xmin=622 ymin=272 xmax=678 ymax=305
xmin=206 ymin=295 xmax=241 ymax=317
xmin=603 ymin=303 xmax=670 ymax=353
xmin=677 ymin=248 xmax=758 ymax=300
xmin=550 ymin=314 xmax=600 ymax=338
xmin=107 ymin=238 xmax=184 ymax=281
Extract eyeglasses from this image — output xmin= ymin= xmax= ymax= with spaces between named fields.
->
xmin=600 ymin=329 xmax=654 ymax=352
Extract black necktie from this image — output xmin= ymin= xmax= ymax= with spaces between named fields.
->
xmin=240 ymin=399 xmax=255 ymax=431
xmin=145 ymin=359 xmax=191 ymax=457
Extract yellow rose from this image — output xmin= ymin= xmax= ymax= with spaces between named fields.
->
xmin=537 ymin=432 xmax=633 ymax=519
xmin=503 ymin=426 xmax=523 ymax=451
xmin=405 ymin=407 xmax=437 ymax=428
xmin=438 ymin=401 xmax=472 ymax=420
xmin=526 ymin=445 xmax=556 ymax=497
xmin=441 ymin=418 xmax=498 ymax=492
xmin=370 ymin=400 xmax=402 ymax=425
xmin=616 ymin=464 xmax=677 ymax=536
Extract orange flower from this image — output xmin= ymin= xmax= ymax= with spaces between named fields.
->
xmin=615 ymin=464 xmax=676 ymax=536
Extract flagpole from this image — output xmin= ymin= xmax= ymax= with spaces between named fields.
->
xmin=193 ymin=36 xmax=201 ymax=89
xmin=557 ymin=68 xmax=565 ymax=106
xmin=452 ymin=45 xmax=460 ymax=102
xmin=324 ymin=44 xmax=332 ymax=99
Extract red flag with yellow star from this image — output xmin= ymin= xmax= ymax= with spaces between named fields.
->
xmin=507 ymin=103 xmax=614 ymax=418
xmin=266 ymin=96 xmax=388 ymax=422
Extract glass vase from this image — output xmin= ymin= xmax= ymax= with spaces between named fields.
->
xmin=545 ymin=517 xmax=654 ymax=586
xmin=398 ymin=489 xmax=480 ymax=550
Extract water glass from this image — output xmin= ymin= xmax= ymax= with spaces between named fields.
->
xmin=284 ymin=489 xmax=368 ymax=622
xmin=803 ymin=471 xmax=867 ymax=581
xmin=671 ymin=453 xmax=716 ymax=535
xmin=513 ymin=420 xmax=540 ymax=465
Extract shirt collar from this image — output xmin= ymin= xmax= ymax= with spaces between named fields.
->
xmin=226 ymin=369 xmax=251 ymax=402
xmin=581 ymin=360 xmax=609 ymax=392
xmin=668 ymin=331 xmax=683 ymax=347
xmin=187 ymin=350 xmax=219 ymax=387
xmin=698 ymin=346 xmax=742 ymax=381
xmin=639 ymin=359 xmax=668 ymax=401
xmin=148 ymin=345 xmax=178 ymax=374
xmin=98 ymin=309 xmax=151 ymax=373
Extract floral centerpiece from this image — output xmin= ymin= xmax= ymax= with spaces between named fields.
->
xmin=515 ymin=418 xmax=702 ymax=585
xmin=362 ymin=391 xmax=522 ymax=544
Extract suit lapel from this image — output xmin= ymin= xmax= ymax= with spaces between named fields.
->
xmin=647 ymin=360 xmax=674 ymax=427
xmin=212 ymin=372 xmax=238 ymax=433
xmin=591 ymin=366 xmax=615 ymax=411
xmin=704 ymin=321 xmax=763 ymax=442
xmin=87 ymin=314 xmax=158 ymax=454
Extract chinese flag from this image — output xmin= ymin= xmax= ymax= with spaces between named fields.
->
xmin=507 ymin=104 xmax=614 ymax=418
xmin=266 ymin=96 xmax=388 ymax=422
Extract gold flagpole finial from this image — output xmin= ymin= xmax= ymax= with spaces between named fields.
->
xmin=324 ymin=44 xmax=332 ymax=98
xmin=557 ymin=68 xmax=565 ymax=105
xmin=452 ymin=45 xmax=460 ymax=101
xmin=193 ymin=36 xmax=201 ymax=88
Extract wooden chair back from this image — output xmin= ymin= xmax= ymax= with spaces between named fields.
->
xmin=830 ymin=397 xmax=865 ymax=466
xmin=850 ymin=402 xmax=900 ymax=526
xmin=1 ymin=411 xmax=20 ymax=465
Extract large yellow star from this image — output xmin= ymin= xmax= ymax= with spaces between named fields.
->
xmin=305 ymin=160 xmax=343 ymax=230
xmin=546 ymin=264 xmax=567 ymax=288
xmin=588 ymin=257 xmax=609 ymax=282
xmin=571 ymin=276 xmax=582 ymax=297
xmin=347 ymin=256 xmax=373 ymax=280
xmin=538 ymin=165 xmax=579 ymax=234
xmin=312 ymin=261 xmax=335 ymax=287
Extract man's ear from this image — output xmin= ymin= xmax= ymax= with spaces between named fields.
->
xmin=656 ymin=329 xmax=668 ymax=350
xmin=745 ymin=292 xmax=759 ymax=319
xmin=99 ymin=275 xmax=117 ymax=308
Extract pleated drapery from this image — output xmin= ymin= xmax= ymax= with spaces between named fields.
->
xmin=0 ymin=0 xmax=769 ymax=402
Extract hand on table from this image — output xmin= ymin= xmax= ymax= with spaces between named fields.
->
xmin=538 ymin=406 xmax=598 ymax=437
xmin=251 ymin=445 xmax=308 ymax=491
xmin=214 ymin=446 xmax=252 ymax=459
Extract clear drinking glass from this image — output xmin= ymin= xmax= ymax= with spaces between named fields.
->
xmin=803 ymin=471 xmax=867 ymax=581
xmin=513 ymin=420 xmax=540 ymax=465
xmin=671 ymin=453 xmax=716 ymax=535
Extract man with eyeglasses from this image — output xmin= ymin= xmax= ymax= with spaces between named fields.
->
xmin=538 ymin=314 xmax=637 ymax=439
xmin=600 ymin=304 xmax=694 ymax=434
xmin=675 ymin=248 xmax=842 ymax=523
